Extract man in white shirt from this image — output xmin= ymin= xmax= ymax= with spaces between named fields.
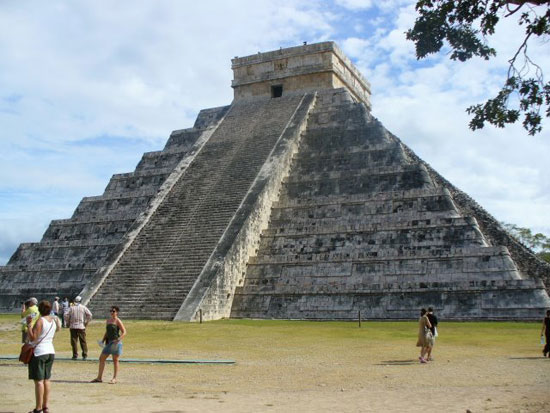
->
xmin=61 ymin=297 xmax=69 ymax=328
xmin=64 ymin=296 xmax=92 ymax=360
xmin=52 ymin=297 xmax=60 ymax=316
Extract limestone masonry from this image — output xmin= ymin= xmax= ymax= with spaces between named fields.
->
xmin=1 ymin=42 xmax=549 ymax=320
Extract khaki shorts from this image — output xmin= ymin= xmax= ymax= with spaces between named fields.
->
xmin=28 ymin=353 xmax=55 ymax=381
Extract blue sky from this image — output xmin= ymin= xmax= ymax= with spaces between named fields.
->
xmin=1 ymin=0 xmax=549 ymax=265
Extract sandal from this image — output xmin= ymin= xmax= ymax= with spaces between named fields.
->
xmin=43 ymin=408 xmax=49 ymax=413
xmin=109 ymin=378 xmax=117 ymax=384
xmin=90 ymin=378 xmax=102 ymax=383
xmin=28 ymin=409 xmax=42 ymax=413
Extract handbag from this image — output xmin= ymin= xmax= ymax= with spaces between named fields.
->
xmin=19 ymin=343 xmax=35 ymax=364
xmin=19 ymin=320 xmax=54 ymax=364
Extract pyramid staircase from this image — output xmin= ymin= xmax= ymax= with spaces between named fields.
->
xmin=85 ymin=93 xmax=315 ymax=319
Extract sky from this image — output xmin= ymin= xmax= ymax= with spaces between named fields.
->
xmin=0 ymin=0 xmax=549 ymax=265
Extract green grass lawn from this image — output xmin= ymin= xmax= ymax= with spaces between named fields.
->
xmin=0 ymin=314 xmax=542 ymax=359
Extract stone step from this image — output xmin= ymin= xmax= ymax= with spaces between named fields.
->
xmin=291 ymin=145 xmax=405 ymax=173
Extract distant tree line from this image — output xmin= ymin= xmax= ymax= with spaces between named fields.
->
xmin=502 ymin=222 xmax=550 ymax=262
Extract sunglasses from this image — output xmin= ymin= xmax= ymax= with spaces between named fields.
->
xmin=110 ymin=310 xmax=116 ymax=313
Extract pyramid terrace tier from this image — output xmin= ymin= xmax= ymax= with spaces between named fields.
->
xmin=102 ymin=169 xmax=174 ymax=195
xmin=282 ymin=165 xmax=433 ymax=198
xmin=231 ymin=278 xmax=549 ymax=320
xmin=291 ymin=144 xmax=407 ymax=174
xmin=243 ymin=246 xmax=520 ymax=284
xmin=261 ymin=216 xmax=486 ymax=242
xmin=6 ymin=240 xmax=119 ymax=267
xmin=42 ymin=217 xmax=135 ymax=243
xmin=295 ymin=128 xmax=398 ymax=156
xmin=71 ymin=193 xmax=156 ymax=220
xmin=134 ymin=146 xmax=200 ymax=172
xmin=268 ymin=192 xmax=461 ymax=224
xmin=285 ymin=164 xmax=435 ymax=183
xmin=0 ymin=266 xmax=95 ymax=310
xmin=247 ymin=246 xmax=517 ymax=270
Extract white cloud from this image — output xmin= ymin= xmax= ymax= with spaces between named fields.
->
xmin=335 ymin=0 xmax=373 ymax=10
xmin=341 ymin=37 xmax=371 ymax=58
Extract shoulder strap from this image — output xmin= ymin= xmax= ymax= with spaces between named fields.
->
xmin=33 ymin=319 xmax=55 ymax=348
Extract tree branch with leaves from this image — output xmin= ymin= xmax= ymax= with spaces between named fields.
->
xmin=406 ymin=0 xmax=550 ymax=135
xmin=501 ymin=222 xmax=550 ymax=262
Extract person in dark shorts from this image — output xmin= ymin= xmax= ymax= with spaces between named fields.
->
xmin=91 ymin=305 xmax=127 ymax=384
xmin=541 ymin=309 xmax=550 ymax=357
xmin=26 ymin=300 xmax=61 ymax=413
xmin=426 ymin=307 xmax=438 ymax=361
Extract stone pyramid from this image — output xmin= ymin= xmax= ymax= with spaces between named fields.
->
xmin=1 ymin=42 xmax=549 ymax=320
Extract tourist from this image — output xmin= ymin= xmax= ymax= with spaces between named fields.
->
xmin=416 ymin=308 xmax=433 ymax=364
xmin=21 ymin=297 xmax=40 ymax=344
xmin=541 ymin=309 xmax=550 ymax=357
xmin=426 ymin=307 xmax=438 ymax=361
xmin=26 ymin=300 xmax=61 ymax=413
xmin=64 ymin=295 xmax=92 ymax=360
xmin=91 ymin=306 xmax=126 ymax=384
xmin=61 ymin=297 xmax=69 ymax=328
xmin=52 ymin=297 xmax=60 ymax=318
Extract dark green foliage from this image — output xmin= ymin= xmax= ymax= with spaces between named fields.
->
xmin=502 ymin=222 xmax=550 ymax=263
xmin=406 ymin=1 xmax=550 ymax=135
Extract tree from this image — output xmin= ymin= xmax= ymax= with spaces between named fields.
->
xmin=501 ymin=222 xmax=550 ymax=262
xmin=406 ymin=1 xmax=550 ymax=135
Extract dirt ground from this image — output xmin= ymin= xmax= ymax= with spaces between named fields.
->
xmin=1 ymin=318 xmax=549 ymax=413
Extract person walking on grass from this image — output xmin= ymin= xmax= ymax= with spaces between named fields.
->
xmin=91 ymin=306 xmax=126 ymax=384
xmin=61 ymin=297 xmax=69 ymax=328
xmin=26 ymin=300 xmax=61 ymax=413
xmin=426 ymin=307 xmax=438 ymax=361
xmin=52 ymin=297 xmax=60 ymax=318
xmin=64 ymin=295 xmax=92 ymax=360
xmin=541 ymin=309 xmax=550 ymax=357
xmin=416 ymin=308 xmax=433 ymax=364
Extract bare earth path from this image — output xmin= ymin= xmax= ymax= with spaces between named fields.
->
xmin=0 ymin=317 xmax=548 ymax=412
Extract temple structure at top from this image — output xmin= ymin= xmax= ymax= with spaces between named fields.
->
xmin=1 ymin=42 xmax=549 ymax=321
xmin=231 ymin=42 xmax=371 ymax=108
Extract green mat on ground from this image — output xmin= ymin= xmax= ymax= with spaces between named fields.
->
xmin=0 ymin=355 xmax=235 ymax=364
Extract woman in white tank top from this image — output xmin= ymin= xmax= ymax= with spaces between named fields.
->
xmin=26 ymin=300 xmax=61 ymax=413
